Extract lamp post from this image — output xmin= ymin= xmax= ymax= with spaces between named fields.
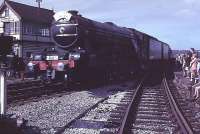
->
xmin=0 ymin=68 xmax=6 ymax=115
xmin=0 ymin=16 xmax=14 ymax=115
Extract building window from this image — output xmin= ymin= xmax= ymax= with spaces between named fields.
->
xmin=4 ymin=22 xmax=10 ymax=34
xmin=23 ymin=24 xmax=32 ymax=35
xmin=4 ymin=21 xmax=20 ymax=34
xmin=23 ymin=25 xmax=28 ymax=34
xmin=10 ymin=22 xmax=14 ymax=33
xmin=22 ymin=24 xmax=50 ymax=36
xmin=5 ymin=8 xmax=9 ymax=17
xmin=15 ymin=22 xmax=20 ymax=34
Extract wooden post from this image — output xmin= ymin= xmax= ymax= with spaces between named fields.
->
xmin=36 ymin=0 xmax=42 ymax=8
xmin=0 ymin=69 xmax=6 ymax=115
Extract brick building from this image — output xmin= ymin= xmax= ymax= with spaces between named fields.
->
xmin=0 ymin=0 xmax=54 ymax=58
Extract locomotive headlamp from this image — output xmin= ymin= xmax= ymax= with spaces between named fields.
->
xmin=57 ymin=62 xmax=64 ymax=71
xmin=69 ymin=53 xmax=80 ymax=60
xmin=59 ymin=27 xmax=65 ymax=34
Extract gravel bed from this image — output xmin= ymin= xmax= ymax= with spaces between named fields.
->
xmin=7 ymin=81 xmax=134 ymax=134
xmin=63 ymin=86 xmax=134 ymax=134
xmin=173 ymin=72 xmax=200 ymax=123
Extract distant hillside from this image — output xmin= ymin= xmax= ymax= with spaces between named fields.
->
xmin=172 ymin=50 xmax=200 ymax=57
xmin=172 ymin=50 xmax=188 ymax=57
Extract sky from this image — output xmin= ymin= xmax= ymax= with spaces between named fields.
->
xmin=1 ymin=0 xmax=200 ymax=50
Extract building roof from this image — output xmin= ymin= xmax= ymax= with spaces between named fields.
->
xmin=4 ymin=0 xmax=54 ymax=24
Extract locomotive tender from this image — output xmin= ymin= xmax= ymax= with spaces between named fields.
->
xmin=51 ymin=10 xmax=172 ymax=83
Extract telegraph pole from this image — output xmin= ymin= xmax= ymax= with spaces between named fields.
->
xmin=36 ymin=0 xmax=42 ymax=8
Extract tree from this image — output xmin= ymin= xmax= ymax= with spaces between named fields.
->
xmin=0 ymin=35 xmax=13 ymax=62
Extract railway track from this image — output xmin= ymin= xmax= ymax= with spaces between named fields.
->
xmin=7 ymin=78 xmax=132 ymax=104
xmin=54 ymin=81 xmax=139 ymax=134
xmin=7 ymin=80 xmax=67 ymax=103
xmin=7 ymin=74 xmax=200 ymax=133
xmin=118 ymin=74 xmax=200 ymax=134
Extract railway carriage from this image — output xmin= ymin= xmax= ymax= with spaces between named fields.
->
xmin=130 ymin=29 xmax=172 ymax=72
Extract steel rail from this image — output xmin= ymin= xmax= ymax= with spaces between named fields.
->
xmin=55 ymin=96 xmax=109 ymax=134
xmin=163 ymin=74 xmax=194 ymax=134
xmin=118 ymin=75 xmax=147 ymax=134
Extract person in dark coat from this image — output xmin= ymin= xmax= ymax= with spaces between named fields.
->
xmin=17 ymin=57 xmax=26 ymax=80
xmin=11 ymin=54 xmax=19 ymax=78
xmin=33 ymin=63 xmax=40 ymax=80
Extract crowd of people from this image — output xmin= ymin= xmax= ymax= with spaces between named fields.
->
xmin=175 ymin=48 xmax=200 ymax=100
xmin=5 ymin=51 xmax=76 ymax=83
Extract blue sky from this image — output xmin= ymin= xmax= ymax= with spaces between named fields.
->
xmin=1 ymin=0 xmax=200 ymax=50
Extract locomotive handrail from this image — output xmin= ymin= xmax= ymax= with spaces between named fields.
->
xmin=163 ymin=74 xmax=194 ymax=134
xmin=56 ymin=23 xmax=78 ymax=26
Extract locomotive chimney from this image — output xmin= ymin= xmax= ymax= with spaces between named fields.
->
xmin=68 ymin=10 xmax=78 ymax=16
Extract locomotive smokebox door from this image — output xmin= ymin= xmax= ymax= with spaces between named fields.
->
xmin=51 ymin=21 xmax=78 ymax=49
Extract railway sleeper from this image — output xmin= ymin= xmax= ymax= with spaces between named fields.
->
xmin=134 ymin=119 xmax=173 ymax=126
xmin=138 ymin=103 xmax=167 ymax=108
xmin=140 ymin=98 xmax=167 ymax=102
xmin=130 ymin=128 xmax=173 ymax=134
xmin=142 ymin=92 xmax=165 ymax=95
xmin=139 ymin=100 xmax=168 ymax=105
xmin=138 ymin=106 xmax=168 ymax=111
xmin=132 ymin=124 xmax=177 ymax=133
xmin=137 ymin=111 xmax=169 ymax=116
xmin=136 ymin=115 xmax=171 ymax=121
xmin=141 ymin=94 xmax=166 ymax=98
xmin=136 ymin=113 xmax=169 ymax=118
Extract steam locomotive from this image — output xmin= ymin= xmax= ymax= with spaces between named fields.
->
xmin=49 ymin=10 xmax=172 ymax=83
